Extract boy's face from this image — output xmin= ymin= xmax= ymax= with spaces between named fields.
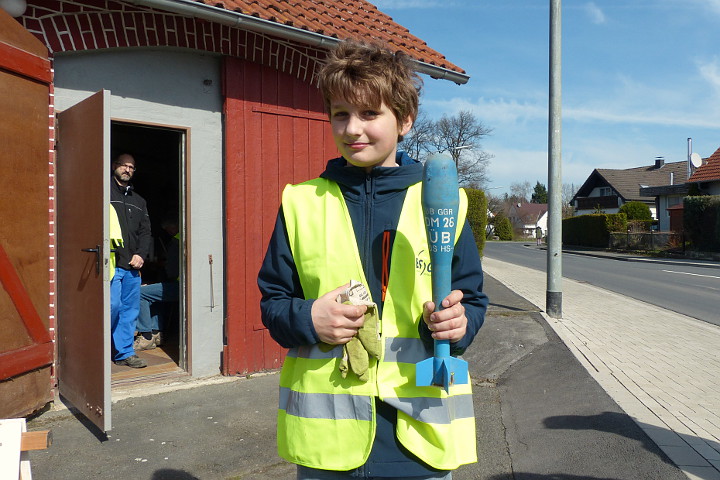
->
xmin=330 ymin=98 xmax=413 ymax=172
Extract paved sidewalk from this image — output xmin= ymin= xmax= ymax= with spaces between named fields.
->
xmin=482 ymin=257 xmax=720 ymax=480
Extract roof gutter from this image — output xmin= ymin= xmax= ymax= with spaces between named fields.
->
xmin=123 ymin=0 xmax=470 ymax=85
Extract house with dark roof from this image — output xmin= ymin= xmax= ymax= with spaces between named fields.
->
xmin=508 ymin=202 xmax=548 ymax=238
xmin=1 ymin=0 xmax=468 ymax=427
xmin=640 ymin=146 xmax=720 ymax=231
xmin=571 ymin=157 xmax=689 ymax=226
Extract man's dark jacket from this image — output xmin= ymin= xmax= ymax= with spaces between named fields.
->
xmin=110 ymin=179 xmax=152 ymax=269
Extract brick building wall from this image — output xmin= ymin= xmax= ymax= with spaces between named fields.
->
xmin=21 ymin=0 xmax=327 ymax=82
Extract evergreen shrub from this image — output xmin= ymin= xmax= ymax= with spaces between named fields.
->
xmin=684 ymin=196 xmax=720 ymax=252
xmin=619 ymin=201 xmax=652 ymax=220
xmin=465 ymin=188 xmax=488 ymax=255
xmin=493 ymin=213 xmax=513 ymax=241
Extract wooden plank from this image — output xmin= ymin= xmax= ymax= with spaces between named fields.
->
xmin=243 ymin=61 xmax=265 ymax=371
xmin=0 ymin=244 xmax=51 ymax=345
xmin=222 ymin=56 xmax=249 ymax=375
xmin=0 ymin=41 xmax=51 ymax=83
xmin=20 ymin=430 xmax=52 ymax=451
xmin=0 ymin=343 xmax=53 ymax=380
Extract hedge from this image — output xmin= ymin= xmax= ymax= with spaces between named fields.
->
xmin=684 ymin=196 xmax=720 ymax=252
xmin=562 ymin=213 xmax=627 ymax=248
xmin=464 ymin=188 xmax=488 ymax=255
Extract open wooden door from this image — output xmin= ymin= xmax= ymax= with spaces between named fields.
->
xmin=56 ymin=90 xmax=112 ymax=432
xmin=0 ymin=9 xmax=54 ymax=419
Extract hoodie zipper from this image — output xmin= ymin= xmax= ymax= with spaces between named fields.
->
xmin=363 ymin=173 xmax=375 ymax=278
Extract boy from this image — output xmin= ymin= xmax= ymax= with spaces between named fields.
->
xmin=258 ymin=40 xmax=488 ymax=480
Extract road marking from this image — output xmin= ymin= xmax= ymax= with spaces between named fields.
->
xmin=661 ymin=269 xmax=720 ymax=280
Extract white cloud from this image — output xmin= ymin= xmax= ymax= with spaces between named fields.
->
xmin=486 ymin=147 xmax=549 ymax=188
xmin=427 ymin=87 xmax=720 ymax=132
xmin=564 ymin=105 xmax=720 ymax=129
xmin=584 ymin=2 xmax=606 ymax=24
xmin=698 ymin=57 xmax=720 ymax=96
xmin=687 ymin=0 xmax=720 ymax=15
xmin=424 ymin=96 xmax=547 ymax=126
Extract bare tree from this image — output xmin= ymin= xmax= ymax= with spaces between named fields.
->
xmin=401 ymin=112 xmax=434 ymax=162
xmin=562 ymin=182 xmax=579 ymax=217
xmin=402 ymin=110 xmax=493 ymax=188
xmin=485 ymin=192 xmax=504 ymax=215
xmin=432 ymin=111 xmax=493 ymax=188
xmin=509 ymin=181 xmax=532 ymax=203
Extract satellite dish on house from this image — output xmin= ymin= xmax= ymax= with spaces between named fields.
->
xmin=690 ymin=152 xmax=702 ymax=168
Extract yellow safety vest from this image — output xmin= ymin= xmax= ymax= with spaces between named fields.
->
xmin=109 ymin=205 xmax=124 ymax=279
xmin=279 ymin=178 xmax=475 ymax=471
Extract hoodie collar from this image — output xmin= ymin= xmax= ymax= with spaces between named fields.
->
xmin=320 ymin=151 xmax=422 ymax=194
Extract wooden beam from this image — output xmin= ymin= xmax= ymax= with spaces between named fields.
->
xmin=20 ymin=430 xmax=52 ymax=451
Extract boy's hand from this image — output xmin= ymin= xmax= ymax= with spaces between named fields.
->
xmin=312 ymin=284 xmax=368 ymax=345
xmin=423 ymin=289 xmax=467 ymax=343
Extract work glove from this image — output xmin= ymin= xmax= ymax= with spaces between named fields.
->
xmin=320 ymin=280 xmax=380 ymax=382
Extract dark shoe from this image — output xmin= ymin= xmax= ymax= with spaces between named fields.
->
xmin=114 ymin=355 xmax=147 ymax=368
xmin=134 ymin=335 xmax=156 ymax=351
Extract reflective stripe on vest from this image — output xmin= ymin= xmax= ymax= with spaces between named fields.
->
xmin=280 ymin=178 xmax=475 ymax=470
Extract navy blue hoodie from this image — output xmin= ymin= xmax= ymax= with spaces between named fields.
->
xmin=258 ymin=152 xmax=488 ymax=477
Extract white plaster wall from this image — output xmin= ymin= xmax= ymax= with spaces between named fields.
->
xmin=54 ymin=49 xmax=224 ymax=377
xmin=658 ymin=196 xmax=670 ymax=232
xmin=537 ymin=212 xmax=548 ymax=236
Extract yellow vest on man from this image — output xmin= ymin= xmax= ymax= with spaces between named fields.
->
xmin=109 ymin=205 xmax=124 ymax=279
xmin=279 ymin=178 xmax=476 ymax=471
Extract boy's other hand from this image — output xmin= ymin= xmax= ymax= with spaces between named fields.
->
xmin=312 ymin=284 xmax=368 ymax=345
xmin=423 ymin=290 xmax=467 ymax=343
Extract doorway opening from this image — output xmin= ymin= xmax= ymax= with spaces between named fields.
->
xmin=110 ymin=121 xmax=188 ymax=385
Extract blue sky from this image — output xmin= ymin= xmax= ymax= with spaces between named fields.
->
xmin=373 ymin=0 xmax=720 ymax=195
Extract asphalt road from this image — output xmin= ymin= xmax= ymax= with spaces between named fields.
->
xmin=483 ymin=241 xmax=720 ymax=326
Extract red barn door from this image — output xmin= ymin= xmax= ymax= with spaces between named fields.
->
xmin=0 ymin=10 xmax=53 ymax=418
xmin=223 ymin=57 xmax=337 ymax=375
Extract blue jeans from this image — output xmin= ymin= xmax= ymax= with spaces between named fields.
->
xmin=136 ymin=281 xmax=179 ymax=333
xmin=296 ymin=466 xmax=452 ymax=480
xmin=110 ymin=268 xmax=141 ymax=361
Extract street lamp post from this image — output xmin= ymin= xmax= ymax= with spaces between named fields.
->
xmin=547 ymin=0 xmax=563 ymax=318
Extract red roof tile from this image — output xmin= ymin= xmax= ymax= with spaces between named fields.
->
xmin=688 ymin=146 xmax=720 ymax=183
xmin=194 ymin=0 xmax=465 ymax=74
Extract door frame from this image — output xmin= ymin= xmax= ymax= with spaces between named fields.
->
xmin=108 ymin=118 xmax=191 ymax=376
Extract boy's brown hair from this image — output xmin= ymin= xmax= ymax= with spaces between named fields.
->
xmin=319 ymin=40 xmax=422 ymax=129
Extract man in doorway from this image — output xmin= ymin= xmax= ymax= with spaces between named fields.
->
xmin=110 ymin=153 xmax=152 ymax=368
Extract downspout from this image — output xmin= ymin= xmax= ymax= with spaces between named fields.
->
xmin=123 ymin=0 xmax=470 ymax=85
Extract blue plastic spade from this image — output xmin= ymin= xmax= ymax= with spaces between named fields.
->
xmin=415 ymin=154 xmax=469 ymax=393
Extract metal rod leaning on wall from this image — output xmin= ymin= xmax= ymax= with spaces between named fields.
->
xmin=209 ymin=254 xmax=215 ymax=311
